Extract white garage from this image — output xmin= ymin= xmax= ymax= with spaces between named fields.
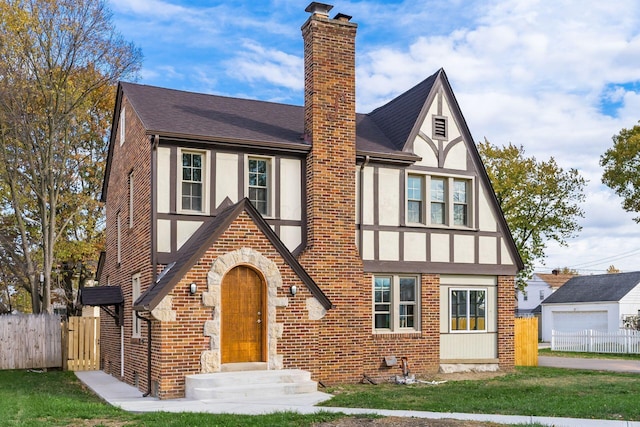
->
xmin=540 ymin=272 xmax=640 ymax=342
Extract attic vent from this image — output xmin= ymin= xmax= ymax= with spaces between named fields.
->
xmin=433 ymin=116 xmax=447 ymax=140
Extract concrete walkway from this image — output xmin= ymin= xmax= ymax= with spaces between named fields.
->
xmin=76 ymin=370 xmax=640 ymax=427
xmin=539 ymin=356 xmax=640 ymax=373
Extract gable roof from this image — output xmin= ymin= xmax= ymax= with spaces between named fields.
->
xmin=133 ymin=198 xmax=332 ymax=312
xmin=542 ymin=271 xmax=640 ymax=304
xmin=535 ymin=273 xmax=575 ymax=289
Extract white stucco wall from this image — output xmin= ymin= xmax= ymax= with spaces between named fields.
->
xmin=215 ymin=152 xmax=238 ymax=206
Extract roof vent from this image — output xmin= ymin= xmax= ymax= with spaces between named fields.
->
xmin=305 ymin=2 xmax=333 ymax=17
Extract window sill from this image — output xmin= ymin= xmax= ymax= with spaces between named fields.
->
xmin=373 ymin=331 xmax=422 ymax=339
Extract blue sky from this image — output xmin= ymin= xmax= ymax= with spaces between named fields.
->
xmin=109 ymin=0 xmax=640 ymax=274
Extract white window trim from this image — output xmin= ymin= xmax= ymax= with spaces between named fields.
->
xmin=449 ymin=287 xmax=487 ymax=333
xmin=405 ymin=172 xmax=474 ymax=229
xmin=373 ymin=274 xmax=420 ymax=333
xmin=129 ymin=171 xmax=134 ymax=228
xmin=132 ymin=273 xmax=141 ymax=338
xmin=177 ymin=148 xmax=210 ymax=215
xmin=244 ymin=155 xmax=274 ymax=218
xmin=119 ymin=107 xmax=125 ymax=146
xmin=116 ymin=211 xmax=121 ymax=265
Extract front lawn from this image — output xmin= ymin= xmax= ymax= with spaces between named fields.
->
xmin=321 ymin=366 xmax=640 ymax=421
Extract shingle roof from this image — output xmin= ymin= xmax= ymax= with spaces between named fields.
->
xmin=133 ymin=198 xmax=332 ymax=311
xmin=542 ymin=271 xmax=640 ymax=304
xmin=368 ymin=70 xmax=440 ymax=151
xmin=536 ymin=273 xmax=575 ymax=289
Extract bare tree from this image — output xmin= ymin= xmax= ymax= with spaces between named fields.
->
xmin=0 ymin=0 xmax=141 ymax=312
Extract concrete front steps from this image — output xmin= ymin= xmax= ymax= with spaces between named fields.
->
xmin=185 ymin=369 xmax=319 ymax=401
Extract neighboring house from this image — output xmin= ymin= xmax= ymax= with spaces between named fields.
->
xmin=541 ymin=271 xmax=640 ymax=342
xmin=517 ymin=272 xmax=574 ymax=315
xmin=88 ymin=3 xmax=522 ymax=399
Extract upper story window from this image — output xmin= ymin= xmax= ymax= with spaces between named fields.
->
xmin=453 ymin=179 xmax=468 ymax=226
xmin=119 ymin=107 xmax=125 ymax=146
xmin=450 ymin=288 xmax=486 ymax=332
xmin=430 ymin=177 xmax=446 ymax=224
xmin=407 ymin=175 xmax=423 ymax=223
xmin=373 ymin=275 xmax=419 ymax=333
xmin=248 ymin=157 xmax=270 ymax=215
xmin=181 ymin=152 xmax=203 ymax=212
xmin=539 ymin=290 xmax=545 ymax=301
xmin=406 ymin=174 xmax=472 ymax=228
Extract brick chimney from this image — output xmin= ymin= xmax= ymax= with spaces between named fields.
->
xmin=301 ymin=2 xmax=357 ymax=257
xmin=299 ymin=3 xmax=366 ymax=382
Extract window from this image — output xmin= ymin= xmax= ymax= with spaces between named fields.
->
xmin=128 ymin=171 xmax=134 ymax=228
xmin=539 ymin=290 xmax=545 ymax=301
xmin=407 ymin=175 xmax=423 ymax=223
xmin=523 ymin=291 xmax=528 ymax=301
xmin=453 ymin=179 xmax=467 ymax=226
xmin=430 ymin=177 xmax=445 ymax=224
xmin=248 ymin=157 xmax=269 ymax=215
xmin=132 ymin=273 xmax=141 ymax=338
xmin=374 ymin=275 xmax=419 ymax=332
xmin=406 ymin=174 xmax=472 ymax=227
xmin=119 ymin=107 xmax=125 ymax=145
xmin=433 ymin=116 xmax=447 ymax=139
xmin=116 ymin=211 xmax=121 ymax=265
xmin=450 ymin=289 xmax=486 ymax=332
xmin=181 ymin=152 xmax=203 ymax=212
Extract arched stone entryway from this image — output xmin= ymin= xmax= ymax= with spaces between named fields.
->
xmin=200 ymin=248 xmax=288 ymax=373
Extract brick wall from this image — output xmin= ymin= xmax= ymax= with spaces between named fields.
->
xmin=99 ymin=95 xmax=154 ymax=394
xmin=497 ymin=275 xmax=515 ymax=370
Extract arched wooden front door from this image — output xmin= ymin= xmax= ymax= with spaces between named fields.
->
xmin=221 ymin=266 xmax=266 ymax=363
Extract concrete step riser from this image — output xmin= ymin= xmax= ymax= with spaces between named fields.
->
xmin=188 ymin=381 xmax=318 ymax=400
xmin=186 ymin=370 xmax=311 ymax=388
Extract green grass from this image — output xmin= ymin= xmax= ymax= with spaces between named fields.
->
xmin=321 ymin=366 xmax=640 ymax=421
xmin=0 ymin=369 xmax=351 ymax=426
xmin=538 ymin=347 xmax=640 ymax=360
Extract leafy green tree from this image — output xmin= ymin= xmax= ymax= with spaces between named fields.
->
xmin=0 ymin=0 xmax=141 ymax=313
xmin=478 ymin=139 xmax=586 ymax=289
xmin=600 ymin=122 xmax=640 ymax=222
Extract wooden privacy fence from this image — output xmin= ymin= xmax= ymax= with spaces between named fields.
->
xmin=0 ymin=314 xmax=62 ymax=370
xmin=552 ymin=329 xmax=640 ymax=354
xmin=514 ymin=317 xmax=538 ymax=366
xmin=65 ymin=316 xmax=100 ymax=371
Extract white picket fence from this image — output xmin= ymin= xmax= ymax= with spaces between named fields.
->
xmin=551 ymin=329 xmax=640 ymax=354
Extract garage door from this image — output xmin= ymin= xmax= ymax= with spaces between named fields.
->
xmin=552 ymin=311 xmax=608 ymax=332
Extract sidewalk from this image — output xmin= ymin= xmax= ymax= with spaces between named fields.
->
xmin=76 ymin=370 xmax=640 ymax=427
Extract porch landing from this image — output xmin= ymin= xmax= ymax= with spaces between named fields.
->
xmin=185 ymin=369 xmax=320 ymax=401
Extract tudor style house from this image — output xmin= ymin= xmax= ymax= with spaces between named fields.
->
xmin=93 ymin=2 xmax=522 ymax=399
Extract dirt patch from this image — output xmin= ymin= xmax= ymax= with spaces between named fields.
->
xmin=313 ymin=416 xmax=505 ymax=426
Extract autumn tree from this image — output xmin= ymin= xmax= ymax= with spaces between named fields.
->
xmin=478 ymin=139 xmax=586 ymax=288
xmin=606 ymin=265 xmax=621 ymax=274
xmin=601 ymin=122 xmax=640 ymax=222
xmin=0 ymin=0 xmax=141 ymax=313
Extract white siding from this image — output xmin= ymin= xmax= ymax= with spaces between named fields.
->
xmin=176 ymin=220 xmax=203 ymax=250
xmin=404 ymin=232 xmax=426 ymax=262
xmin=440 ymin=333 xmax=497 ymax=359
xmin=378 ymin=168 xmax=400 ymax=226
xmin=215 ymin=152 xmax=238 ymax=206
xmin=157 ymin=147 xmax=171 ymax=213
xmin=431 ymin=233 xmax=450 ymax=262
xmin=157 ymin=219 xmax=171 ymax=253
xmin=378 ymin=231 xmax=399 ymax=261
xmin=477 ymin=187 xmax=497 ymax=232
xmin=279 ymin=158 xmax=301 ymax=220
xmin=541 ymin=302 xmax=618 ymax=341
xmin=478 ymin=236 xmax=497 ymax=264
xmin=279 ymin=226 xmax=302 ymax=252
xmin=453 ymin=234 xmax=474 ymax=263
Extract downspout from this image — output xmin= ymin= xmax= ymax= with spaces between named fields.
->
xmin=136 ymin=311 xmax=152 ymax=397
xmin=358 ymin=155 xmax=370 ymax=253
xmin=151 ymin=135 xmax=159 ymax=283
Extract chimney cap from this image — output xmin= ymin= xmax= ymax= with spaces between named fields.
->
xmin=305 ymin=2 xmax=333 ymax=17
xmin=334 ymin=13 xmax=352 ymax=22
